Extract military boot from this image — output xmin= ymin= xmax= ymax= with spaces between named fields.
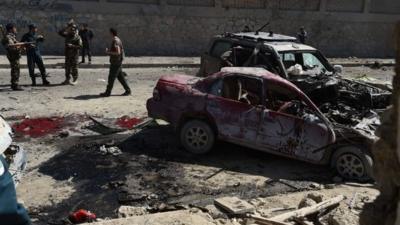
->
xmin=31 ymin=77 xmax=37 ymax=86
xmin=100 ymin=91 xmax=111 ymax=97
xmin=42 ymin=78 xmax=50 ymax=86
xmin=41 ymin=74 xmax=50 ymax=86
xmin=11 ymin=85 xmax=23 ymax=91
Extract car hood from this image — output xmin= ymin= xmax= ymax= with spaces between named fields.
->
xmin=0 ymin=116 xmax=12 ymax=154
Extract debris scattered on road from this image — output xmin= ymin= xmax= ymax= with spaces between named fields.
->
xmin=204 ymin=168 xmax=225 ymax=180
xmin=99 ymin=145 xmax=122 ymax=156
xmin=117 ymin=206 xmax=148 ymax=218
xmin=69 ymin=209 xmax=96 ymax=224
xmin=58 ymin=131 xmax=70 ymax=138
xmin=86 ymin=116 xmax=126 ymax=135
xmin=214 ymin=196 xmax=255 ymax=215
xmin=86 ymin=116 xmax=154 ymax=135
xmin=0 ymin=107 xmax=15 ymax=112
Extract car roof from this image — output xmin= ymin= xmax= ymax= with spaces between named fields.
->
xmin=220 ymin=67 xmax=300 ymax=89
xmin=229 ymin=32 xmax=297 ymax=42
xmin=221 ymin=32 xmax=316 ymax=52
xmin=265 ymin=42 xmax=316 ymax=52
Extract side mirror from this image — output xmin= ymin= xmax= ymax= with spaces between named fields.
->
xmin=333 ymin=65 xmax=343 ymax=74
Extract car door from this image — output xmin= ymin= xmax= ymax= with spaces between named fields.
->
xmin=199 ymin=40 xmax=233 ymax=77
xmin=257 ymin=82 xmax=335 ymax=162
xmin=205 ymin=75 xmax=263 ymax=143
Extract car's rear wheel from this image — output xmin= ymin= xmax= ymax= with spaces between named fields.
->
xmin=180 ymin=120 xmax=215 ymax=154
xmin=331 ymin=146 xmax=373 ymax=182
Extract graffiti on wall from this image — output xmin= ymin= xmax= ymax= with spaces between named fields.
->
xmin=0 ymin=0 xmax=57 ymax=9
xmin=0 ymin=11 xmax=34 ymax=29
xmin=0 ymin=0 xmax=72 ymax=11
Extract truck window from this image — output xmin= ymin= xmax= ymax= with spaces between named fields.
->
xmin=302 ymin=53 xmax=327 ymax=70
xmin=281 ymin=53 xmax=296 ymax=69
xmin=210 ymin=41 xmax=232 ymax=58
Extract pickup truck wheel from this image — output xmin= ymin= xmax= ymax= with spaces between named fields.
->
xmin=332 ymin=146 xmax=373 ymax=182
xmin=180 ymin=120 xmax=215 ymax=154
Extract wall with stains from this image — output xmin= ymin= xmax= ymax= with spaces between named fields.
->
xmin=0 ymin=0 xmax=399 ymax=57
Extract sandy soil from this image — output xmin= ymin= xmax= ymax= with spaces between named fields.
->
xmin=0 ymin=66 xmax=393 ymax=225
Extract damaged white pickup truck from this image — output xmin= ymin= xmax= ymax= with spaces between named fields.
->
xmin=0 ymin=116 xmax=27 ymax=186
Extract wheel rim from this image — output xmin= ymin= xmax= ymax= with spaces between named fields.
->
xmin=336 ymin=154 xmax=365 ymax=179
xmin=185 ymin=126 xmax=209 ymax=150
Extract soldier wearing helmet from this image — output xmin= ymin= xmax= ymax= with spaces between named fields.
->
xmin=1 ymin=23 xmax=24 ymax=90
xmin=58 ymin=20 xmax=82 ymax=85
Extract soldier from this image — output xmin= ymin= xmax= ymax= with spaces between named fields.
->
xmin=58 ymin=22 xmax=82 ymax=85
xmin=78 ymin=23 xmax=94 ymax=64
xmin=297 ymin=27 xmax=308 ymax=44
xmin=21 ymin=24 xmax=50 ymax=86
xmin=1 ymin=23 xmax=25 ymax=91
xmin=100 ymin=28 xmax=131 ymax=97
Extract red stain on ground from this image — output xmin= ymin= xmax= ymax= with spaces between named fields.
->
xmin=115 ymin=116 xmax=143 ymax=129
xmin=12 ymin=117 xmax=65 ymax=138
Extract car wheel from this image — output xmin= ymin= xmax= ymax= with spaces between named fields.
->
xmin=180 ymin=120 xmax=215 ymax=154
xmin=331 ymin=146 xmax=373 ymax=182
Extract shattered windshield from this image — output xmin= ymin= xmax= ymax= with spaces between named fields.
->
xmin=280 ymin=51 xmax=332 ymax=77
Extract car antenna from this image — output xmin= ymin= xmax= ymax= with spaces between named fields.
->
xmin=255 ymin=22 xmax=270 ymax=35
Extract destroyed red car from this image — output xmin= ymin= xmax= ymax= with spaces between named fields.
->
xmin=147 ymin=67 xmax=373 ymax=181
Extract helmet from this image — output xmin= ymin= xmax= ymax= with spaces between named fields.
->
xmin=5 ymin=23 xmax=15 ymax=32
xmin=28 ymin=23 xmax=37 ymax=30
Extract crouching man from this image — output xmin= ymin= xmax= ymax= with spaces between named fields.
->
xmin=100 ymin=28 xmax=131 ymax=97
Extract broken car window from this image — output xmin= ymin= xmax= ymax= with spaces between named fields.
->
xmin=265 ymin=82 xmax=322 ymax=123
xmin=210 ymin=41 xmax=233 ymax=58
xmin=302 ymin=53 xmax=327 ymax=71
xmin=211 ymin=75 xmax=263 ymax=106
xmin=282 ymin=52 xmax=329 ymax=76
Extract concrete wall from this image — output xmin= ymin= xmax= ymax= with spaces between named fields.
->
xmin=0 ymin=0 xmax=399 ymax=57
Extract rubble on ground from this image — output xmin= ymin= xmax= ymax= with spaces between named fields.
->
xmin=76 ymin=189 xmax=376 ymax=225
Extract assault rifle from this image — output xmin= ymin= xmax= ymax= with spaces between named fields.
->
xmin=9 ymin=42 xmax=36 ymax=48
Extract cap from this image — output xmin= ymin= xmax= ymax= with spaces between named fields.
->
xmin=5 ymin=23 xmax=15 ymax=31
xmin=28 ymin=23 xmax=37 ymax=29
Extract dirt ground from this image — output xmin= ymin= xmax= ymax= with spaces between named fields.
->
xmin=0 ymin=65 xmax=394 ymax=225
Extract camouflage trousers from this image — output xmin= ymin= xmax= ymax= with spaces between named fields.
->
xmin=8 ymin=59 xmax=20 ymax=87
xmin=65 ymin=56 xmax=79 ymax=81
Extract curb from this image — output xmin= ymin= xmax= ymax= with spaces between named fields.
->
xmin=0 ymin=62 xmax=395 ymax=69
xmin=0 ymin=63 xmax=200 ymax=69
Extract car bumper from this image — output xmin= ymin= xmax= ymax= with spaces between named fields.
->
xmin=147 ymin=98 xmax=168 ymax=121
xmin=146 ymin=98 xmax=180 ymax=127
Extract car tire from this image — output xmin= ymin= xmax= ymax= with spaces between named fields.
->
xmin=180 ymin=120 xmax=215 ymax=154
xmin=331 ymin=146 xmax=373 ymax=182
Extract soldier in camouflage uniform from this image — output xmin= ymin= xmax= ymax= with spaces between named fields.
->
xmin=1 ymin=23 xmax=24 ymax=91
xmin=58 ymin=23 xmax=82 ymax=85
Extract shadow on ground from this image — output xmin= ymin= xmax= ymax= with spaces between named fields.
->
xmin=34 ymin=125 xmax=334 ymax=224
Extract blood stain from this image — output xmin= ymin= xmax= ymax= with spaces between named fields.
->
xmin=115 ymin=116 xmax=143 ymax=129
xmin=12 ymin=117 xmax=65 ymax=138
